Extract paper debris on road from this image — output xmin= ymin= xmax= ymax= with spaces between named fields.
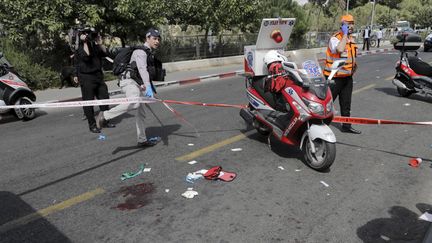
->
xmin=182 ymin=188 xmax=198 ymax=199
xmin=186 ymin=169 xmax=208 ymax=183
xmin=380 ymin=235 xmax=390 ymax=241
xmin=143 ymin=168 xmax=151 ymax=172
xmin=187 ymin=143 xmax=194 ymax=146
xmin=320 ymin=181 xmax=329 ymax=187
xmin=188 ymin=160 xmax=197 ymax=165
xmin=98 ymin=134 xmax=106 ymax=140
xmin=278 ymin=166 xmax=285 ymax=170
xmin=403 ymin=103 xmax=411 ymax=106
xmin=165 ymin=189 xmax=170 ymax=193
xmin=419 ymin=212 xmax=432 ymax=222
xmin=295 ymin=169 xmax=301 ymax=172
xmin=231 ymin=148 xmax=243 ymax=152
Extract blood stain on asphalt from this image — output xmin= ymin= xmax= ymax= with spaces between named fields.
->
xmin=112 ymin=182 xmax=155 ymax=210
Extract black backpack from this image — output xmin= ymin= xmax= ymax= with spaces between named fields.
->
xmin=112 ymin=46 xmax=148 ymax=76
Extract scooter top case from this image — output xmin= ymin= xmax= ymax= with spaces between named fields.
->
xmin=394 ymin=32 xmax=422 ymax=51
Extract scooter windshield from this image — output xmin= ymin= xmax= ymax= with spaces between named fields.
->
xmin=288 ymin=50 xmax=328 ymax=100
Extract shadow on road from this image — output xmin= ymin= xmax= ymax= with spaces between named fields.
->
xmin=337 ymin=141 xmax=432 ymax=163
xmin=18 ymin=147 xmax=148 ymax=196
xmin=375 ymin=87 xmax=432 ymax=104
xmin=0 ymin=110 xmax=48 ymax=124
xmin=357 ymin=203 xmax=432 ymax=242
xmin=0 ymin=191 xmax=71 ymax=242
xmin=111 ymin=124 xmax=182 ymax=155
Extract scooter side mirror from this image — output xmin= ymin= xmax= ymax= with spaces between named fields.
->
xmin=327 ymin=60 xmax=346 ymax=81
xmin=282 ymin=61 xmax=297 ymax=70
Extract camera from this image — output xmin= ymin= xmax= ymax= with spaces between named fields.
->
xmin=68 ymin=26 xmax=100 ymax=51
xmin=78 ymin=27 xmax=98 ymax=42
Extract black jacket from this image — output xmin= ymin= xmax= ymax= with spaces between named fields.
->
xmin=74 ymin=42 xmax=107 ymax=76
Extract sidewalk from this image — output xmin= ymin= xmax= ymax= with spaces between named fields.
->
xmin=34 ymin=41 xmax=395 ymax=103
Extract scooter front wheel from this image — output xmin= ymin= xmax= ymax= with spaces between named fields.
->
xmin=253 ymin=119 xmax=271 ymax=136
xmin=302 ymin=137 xmax=336 ymax=171
xmin=14 ymin=97 xmax=36 ymax=120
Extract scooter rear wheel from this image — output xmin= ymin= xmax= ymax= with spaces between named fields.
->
xmin=302 ymin=137 xmax=336 ymax=171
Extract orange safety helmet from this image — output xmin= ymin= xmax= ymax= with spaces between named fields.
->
xmin=340 ymin=14 xmax=355 ymax=23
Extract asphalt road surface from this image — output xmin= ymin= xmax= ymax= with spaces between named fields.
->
xmin=1 ymin=51 xmax=432 ymax=242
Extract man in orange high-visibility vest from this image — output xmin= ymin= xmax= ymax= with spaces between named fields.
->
xmin=323 ymin=14 xmax=361 ymax=134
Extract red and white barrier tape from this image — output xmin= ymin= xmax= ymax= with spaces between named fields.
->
xmin=4 ymin=97 xmax=431 ymax=126
xmin=1 ymin=97 xmax=246 ymax=110
xmin=1 ymin=97 xmax=158 ymax=109
xmin=333 ymin=116 xmax=432 ymax=126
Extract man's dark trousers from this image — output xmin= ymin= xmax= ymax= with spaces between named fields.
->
xmin=362 ymin=38 xmax=370 ymax=51
xmin=79 ymin=72 xmax=109 ymax=127
xmin=331 ymin=76 xmax=353 ymax=127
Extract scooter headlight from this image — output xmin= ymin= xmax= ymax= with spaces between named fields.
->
xmin=326 ymin=100 xmax=333 ymax=113
xmin=303 ymin=98 xmax=324 ymax=116
xmin=292 ymin=101 xmax=311 ymax=121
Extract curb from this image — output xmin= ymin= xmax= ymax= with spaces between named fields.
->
xmin=357 ymin=48 xmax=394 ymax=56
xmin=50 ymin=46 xmax=395 ymax=103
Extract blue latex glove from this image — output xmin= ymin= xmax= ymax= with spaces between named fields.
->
xmin=341 ymin=23 xmax=349 ymax=35
xmin=145 ymin=85 xmax=154 ymax=98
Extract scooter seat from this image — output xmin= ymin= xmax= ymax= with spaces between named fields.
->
xmin=251 ymin=76 xmax=277 ymax=108
xmin=408 ymin=57 xmax=432 ymax=77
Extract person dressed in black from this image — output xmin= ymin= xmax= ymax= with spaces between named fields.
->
xmin=362 ymin=26 xmax=371 ymax=51
xmin=73 ymin=27 xmax=115 ymax=133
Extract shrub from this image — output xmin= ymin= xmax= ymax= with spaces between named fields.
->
xmin=0 ymin=38 xmax=59 ymax=90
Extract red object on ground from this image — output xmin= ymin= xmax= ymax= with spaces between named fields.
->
xmin=409 ymin=158 xmax=422 ymax=168
xmin=218 ymin=171 xmax=237 ymax=182
xmin=203 ymin=166 xmax=237 ymax=182
xmin=203 ymin=166 xmax=222 ymax=180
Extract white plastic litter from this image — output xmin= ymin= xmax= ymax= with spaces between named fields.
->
xmin=182 ymin=189 xmax=198 ymax=199
xmin=320 ymin=181 xmax=329 ymax=187
xmin=380 ymin=235 xmax=390 ymax=241
xmin=185 ymin=169 xmax=208 ymax=183
xmin=188 ymin=143 xmax=194 ymax=146
xmin=188 ymin=160 xmax=197 ymax=165
xmin=278 ymin=166 xmax=285 ymax=170
xmin=231 ymin=148 xmax=243 ymax=152
xmin=404 ymin=103 xmax=411 ymax=106
xmin=165 ymin=189 xmax=170 ymax=193
xmin=143 ymin=168 xmax=151 ymax=172
xmin=419 ymin=212 xmax=432 ymax=222
xmin=295 ymin=169 xmax=301 ymax=172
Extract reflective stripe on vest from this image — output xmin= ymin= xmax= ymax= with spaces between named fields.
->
xmin=323 ymin=32 xmax=357 ymax=78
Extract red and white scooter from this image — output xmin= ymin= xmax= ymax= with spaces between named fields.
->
xmin=0 ymin=52 xmax=37 ymax=120
xmin=240 ymin=18 xmax=344 ymax=171
xmin=391 ymin=32 xmax=432 ymax=97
